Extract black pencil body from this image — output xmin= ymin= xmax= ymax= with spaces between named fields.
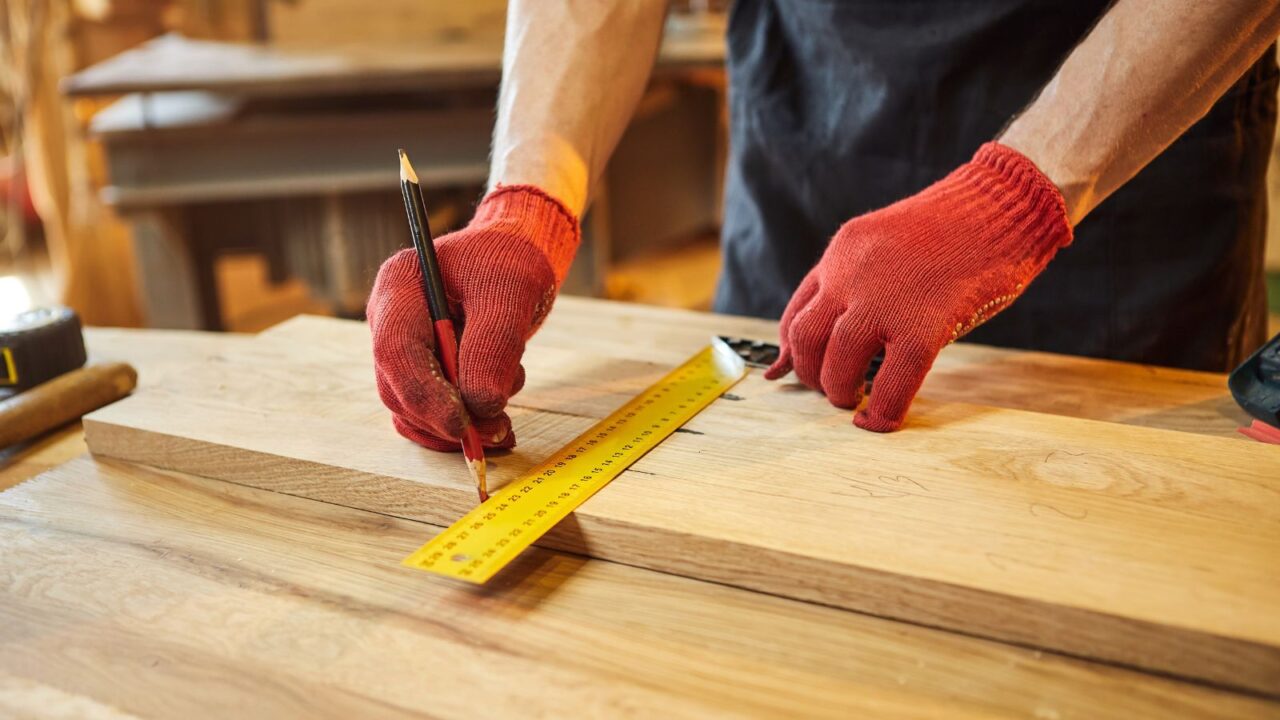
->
xmin=399 ymin=174 xmax=451 ymax=323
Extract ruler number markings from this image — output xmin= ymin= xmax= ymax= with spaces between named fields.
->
xmin=403 ymin=344 xmax=746 ymax=582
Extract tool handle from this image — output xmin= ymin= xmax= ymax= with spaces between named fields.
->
xmin=0 ymin=362 xmax=137 ymax=449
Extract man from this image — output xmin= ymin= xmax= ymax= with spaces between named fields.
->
xmin=368 ymin=1 xmax=1280 ymax=450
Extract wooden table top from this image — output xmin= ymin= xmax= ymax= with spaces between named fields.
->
xmin=63 ymin=31 xmax=726 ymax=99
xmin=1 ymin=302 xmax=1273 ymax=718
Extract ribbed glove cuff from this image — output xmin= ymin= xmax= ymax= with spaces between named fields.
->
xmin=964 ymin=142 xmax=1074 ymax=250
xmin=471 ymin=184 xmax=582 ymax=287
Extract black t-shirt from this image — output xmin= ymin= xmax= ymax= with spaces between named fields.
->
xmin=716 ymin=0 xmax=1277 ymax=371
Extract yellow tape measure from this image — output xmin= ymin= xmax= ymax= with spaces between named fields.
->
xmin=403 ymin=339 xmax=748 ymax=583
xmin=0 ymin=348 xmax=17 ymax=385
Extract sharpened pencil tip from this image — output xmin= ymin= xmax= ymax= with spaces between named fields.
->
xmin=398 ymin=149 xmax=418 ymax=184
xmin=465 ymin=456 xmax=488 ymax=504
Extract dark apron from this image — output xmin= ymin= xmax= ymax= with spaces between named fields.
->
xmin=716 ymin=0 xmax=1278 ymax=371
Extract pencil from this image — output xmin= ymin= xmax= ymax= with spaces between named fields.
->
xmin=397 ymin=149 xmax=488 ymax=502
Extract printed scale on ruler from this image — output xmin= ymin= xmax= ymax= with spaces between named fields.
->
xmin=403 ymin=338 xmax=748 ymax=582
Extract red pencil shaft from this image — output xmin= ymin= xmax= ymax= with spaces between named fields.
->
xmin=431 ymin=318 xmax=486 ymax=460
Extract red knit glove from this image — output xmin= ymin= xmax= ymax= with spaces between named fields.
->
xmin=368 ymin=185 xmax=579 ymax=451
xmin=765 ymin=143 xmax=1073 ymax=432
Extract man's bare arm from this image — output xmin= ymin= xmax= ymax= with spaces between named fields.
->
xmin=1001 ymin=0 xmax=1280 ymax=225
xmin=490 ymin=0 xmax=670 ymax=216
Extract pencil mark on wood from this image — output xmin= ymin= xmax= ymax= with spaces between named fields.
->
xmin=837 ymin=474 xmax=928 ymax=499
xmin=1029 ymin=503 xmax=1089 ymax=520
xmin=1043 ymin=449 xmax=1086 ymax=463
xmin=985 ymin=552 xmax=1058 ymax=573
xmin=721 ymin=393 xmax=745 ymax=401
xmin=674 ymin=428 xmax=705 ymax=435
xmin=883 ymin=475 xmax=926 ymax=491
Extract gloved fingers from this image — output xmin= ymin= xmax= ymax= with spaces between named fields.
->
xmin=457 ymin=302 xmax=537 ymax=421
xmin=854 ymin=337 xmax=940 ymax=432
xmin=509 ymin=362 xmax=527 ymax=399
xmin=392 ymin=403 xmax=514 ymax=451
xmin=392 ymin=414 xmax=463 ymax=452
xmin=367 ymin=253 xmax=482 ymax=447
xmin=375 ymin=361 xmax=470 ymax=442
xmin=787 ymin=294 xmax=843 ymax=390
xmin=373 ymin=309 xmax=517 ymax=449
xmin=765 ymin=272 xmax=820 ymax=380
xmin=474 ymin=413 xmax=516 ymax=449
xmin=368 ymin=249 xmax=433 ymax=346
xmin=820 ymin=310 xmax=882 ymax=409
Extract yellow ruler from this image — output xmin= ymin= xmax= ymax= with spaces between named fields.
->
xmin=402 ymin=338 xmax=748 ymax=583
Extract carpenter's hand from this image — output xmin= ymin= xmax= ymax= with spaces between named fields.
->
xmin=367 ymin=186 xmax=579 ymax=450
xmin=765 ymin=143 xmax=1072 ymax=431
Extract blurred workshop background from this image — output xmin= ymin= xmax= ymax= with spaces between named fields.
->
xmin=0 ymin=0 xmax=1276 ymax=335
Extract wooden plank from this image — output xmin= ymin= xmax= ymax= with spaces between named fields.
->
xmin=83 ymin=325 xmax=254 ymax=380
xmin=82 ymin=299 xmax=1280 ymax=694
xmin=1 ymin=456 xmax=1274 ymax=719
xmin=527 ymin=298 xmax=1251 ymax=437
xmin=258 ymin=301 xmax=1247 ymax=438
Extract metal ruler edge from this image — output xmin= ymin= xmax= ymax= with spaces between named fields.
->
xmin=402 ymin=338 xmax=748 ymax=583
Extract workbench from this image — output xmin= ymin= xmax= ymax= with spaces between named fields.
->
xmin=2 ymin=299 xmax=1277 ymax=719
xmin=68 ymin=29 xmax=727 ymax=329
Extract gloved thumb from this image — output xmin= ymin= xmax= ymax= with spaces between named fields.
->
xmin=455 ymin=300 xmax=533 ymax=447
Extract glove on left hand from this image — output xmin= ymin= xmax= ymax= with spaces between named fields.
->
xmin=765 ymin=143 xmax=1073 ymax=432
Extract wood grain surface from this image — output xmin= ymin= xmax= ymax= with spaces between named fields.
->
xmin=0 ymin=328 xmax=249 ymax=493
xmin=83 ymin=297 xmax=1280 ymax=694
xmin=2 ymin=455 xmax=1275 ymax=719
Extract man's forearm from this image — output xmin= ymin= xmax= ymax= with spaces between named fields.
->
xmin=1001 ymin=0 xmax=1280 ymax=225
xmin=490 ymin=0 xmax=669 ymax=216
